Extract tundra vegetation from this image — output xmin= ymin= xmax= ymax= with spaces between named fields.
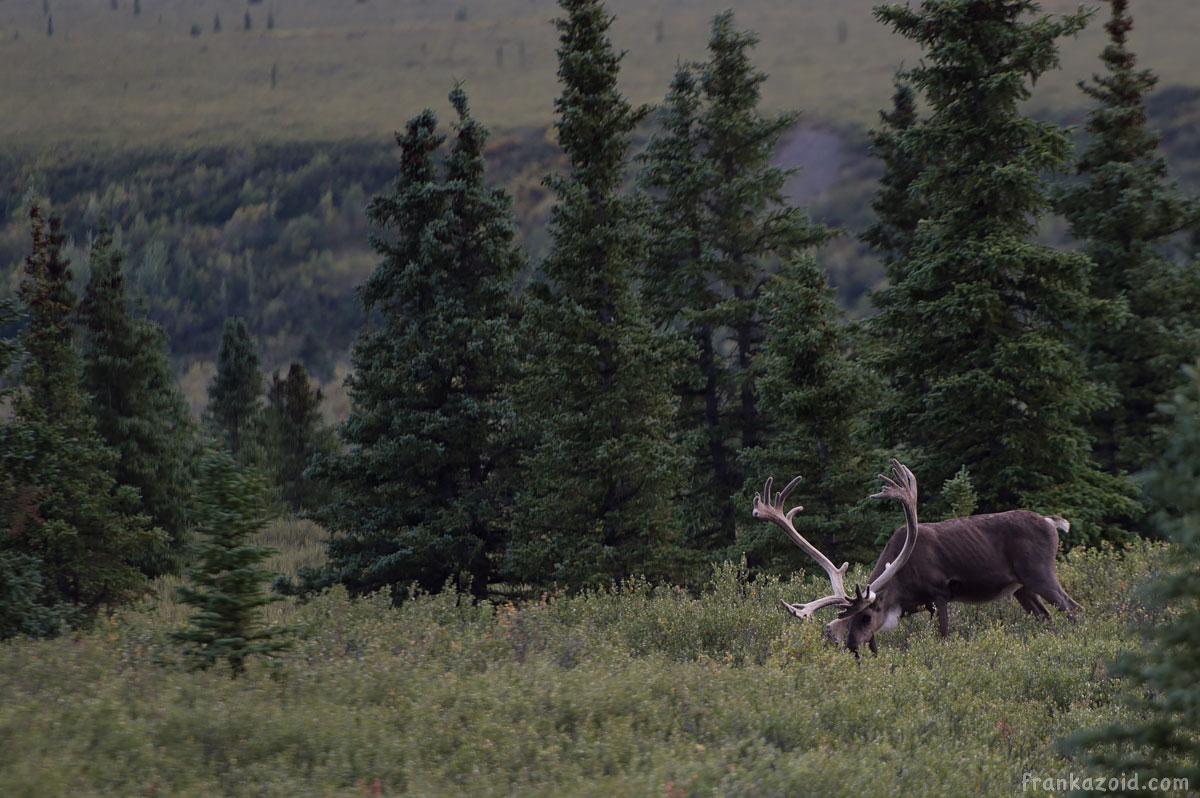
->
xmin=0 ymin=525 xmax=1180 ymax=796
xmin=2 ymin=0 xmax=1200 ymax=794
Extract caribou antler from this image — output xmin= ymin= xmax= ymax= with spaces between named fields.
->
xmin=752 ymin=475 xmax=851 ymax=619
xmin=866 ymin=459 xmax=919 ymax=594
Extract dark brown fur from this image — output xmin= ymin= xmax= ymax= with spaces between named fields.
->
xmin=838 ymin=510 xmax=1081 ymax=653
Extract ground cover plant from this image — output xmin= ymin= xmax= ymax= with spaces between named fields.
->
xmin=0 ymin=519 xmax=1179 ymax=797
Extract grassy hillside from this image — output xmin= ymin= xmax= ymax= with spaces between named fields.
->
xmin=3 ymin=0 xmax=1200 ymax=149
xmin=0 ymin=518 xmax=1180 ymax=796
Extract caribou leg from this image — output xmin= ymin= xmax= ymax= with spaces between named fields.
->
xmin=1014 ymin=586 xmax=1051 ymax=619
xmin=936 ymin=600 xmax=949 ymax=637
xmin=1018 ymin=573 xmax=1081 ymax=620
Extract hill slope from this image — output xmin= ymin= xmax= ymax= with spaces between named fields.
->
xmin=3 ymin=0 xmax=1200 ymax=148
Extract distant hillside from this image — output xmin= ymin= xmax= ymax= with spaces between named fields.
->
xmin=3 ymin=0 xmax=1200 ymax=149
xmin=4 ymin=84 xmax=1198 ymax=367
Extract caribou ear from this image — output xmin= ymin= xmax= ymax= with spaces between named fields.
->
xmin=824 ymin=617 xmax=849 ymax=643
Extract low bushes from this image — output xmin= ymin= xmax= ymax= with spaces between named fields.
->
xmin=0 ymin=534 xmax=1172 ymax=797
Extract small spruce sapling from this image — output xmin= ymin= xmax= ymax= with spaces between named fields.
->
xmin=941 ymin=466 xmax=978 ymax=519
xmin=171 ymin=450 xmax=290 ymax=677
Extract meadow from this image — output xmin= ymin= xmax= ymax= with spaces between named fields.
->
xmin=3 ymin=0 xmax=1200 ymax=150
xmin=0 ymin=518 xmax=1179 ymax=796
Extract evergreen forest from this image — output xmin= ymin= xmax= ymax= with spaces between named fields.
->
xmin=2 ymin=1 xmax=1199 ymax=794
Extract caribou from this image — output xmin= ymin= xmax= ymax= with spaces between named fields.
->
xmin=752 ymin=460 xmax=1081 ymax=654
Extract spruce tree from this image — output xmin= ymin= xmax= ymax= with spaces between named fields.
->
xmin=78 ymin=227 xmax=197 ymax=577
xmin=940 ymin=466 xmax=979 ymax=519
xmin=1 ymin=297 xmax=32 ymax=545
xmin=861 ymin=76 xmax=927 ymax=292
xmin=508 ymin=0 xmax=691 ymax=589
xmin=262 ymin=361 xmax=335 ymax=512
xmin=307 ymin=86 xmax=523 ymax=599
xmin=868 ymin=0 xmax=1138 ymax=542
xmin=639 ymin=11 xmax=832 ymax=553
xmin=0 ymin=296 xmax=17 ymax=387
xmin=739 ymin=257 xmax=887 ymax=574
xmin=171 ymin=449 xmax=289 ymax=677
xmin=0 ymin=550 xmax=69 ymax=640
xmin=0 ymin=296 xmax=71 ymax=639
xmin=1060 ymin=362 xmax=1200 ymax=789
xmin=204 ymin=317 xmax=265 ymax=465
xmin=2 ymin=207 xmax=157 ymax=617
xmin=17 ymin=210 xmax=76 ymax=415
xmin=1055 ymin=0 xmax=1200 ymax=479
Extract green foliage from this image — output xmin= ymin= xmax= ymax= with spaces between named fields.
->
xmin=0 ymin=301 xmax=66 ymax=640
xmin=940 ymin=465 xmax=979 ymax=519
xmin=15 ymin=208 xmax=77 ymax=414
xmin=508 ymin=0 xmax=692 ymax=590
xmin=1 ymin=207 xmax=158 ymax=620
xmin=1055 ymin=0 xmax=1200 ymax=482
xmin=639 ymin=11 xmax=838 ymax=557
xmin=261 ymin=362 xmax=335 ymax=512
xmin=308 ymin=86 xmax=523 ymax=600
xmin=78 ymin=226 xmax=198 ymax=577
xmin=0 ymin=534 xmax=1175 ymax=796
xmin=171 ymin=450 xmax=290 ymax=677
xmin=1061 ymin=362 xmax=1200 ymax=791
xmin=0 ymin=295 xmax=18 ymax=388
xmin=861 ymin=75 xmax=926 ymax=297
xmin=868 ymin=0 xmax=1139 ymax=543
xmin=0 ymin=140 xmax=402 ymax=370
xmin=204 ymin=317 xmax=265 ymax=465
xmin=740 ymin=257 xmax=888 ymax=572
xmin=2 ymin=87 xmax=1197 ymax=380
xmin=0 ymin=551 xmax=73 ymax=641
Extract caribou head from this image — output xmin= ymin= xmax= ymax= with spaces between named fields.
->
xmin=752 ymin=460 xmax=918 ymax=653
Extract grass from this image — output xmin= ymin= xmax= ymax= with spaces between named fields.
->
xmin=4 ymin=0 xmax=1200 ymax=151
xmin=0 ymin=518 xmax=1181 ymax=796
